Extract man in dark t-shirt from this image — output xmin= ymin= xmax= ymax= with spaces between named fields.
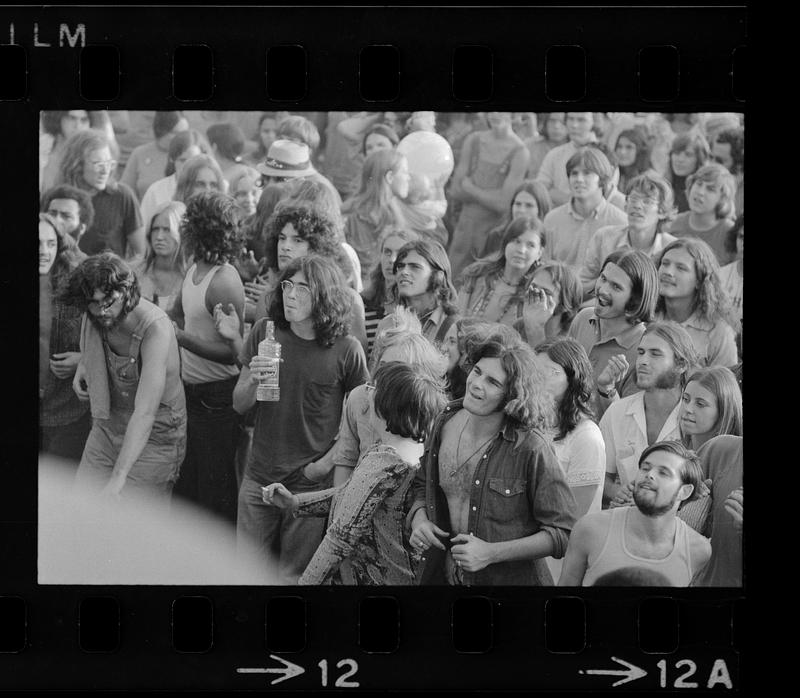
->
xmin=233 ymin=255 xmax=369 ymax=583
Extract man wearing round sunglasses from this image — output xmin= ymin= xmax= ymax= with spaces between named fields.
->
xmin=62 ymin=252 xmax=186 ymax=503
xmin=232 ymin=254 xmax=369 ymax=583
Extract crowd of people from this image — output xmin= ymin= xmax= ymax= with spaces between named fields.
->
xmin=38 ymin=110 xmax=743 ymax=587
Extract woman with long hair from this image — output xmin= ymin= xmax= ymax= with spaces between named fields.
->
xmin=140 ymin=129 xmax=209 ymax=227
xmin=342 ymin=148 xmax=409 ymax=282
xmin=655 ymin=237 xmax=739 ymax=368
xmin=39 ymin=213 xmax=91 ymax=462
xmin=57 ymin=128 xmax=144 ymax=259
xmin=481 ymin=179 xmax=552 ymax=257
xmin=613 ymin=127 xmax=653 ymax=195
xmin=664 ymin=132 xmax=710 ymax=213
xmin=679 ymin=366 xmax=742 ymax=451
xmin=136 ymin=201 xmax=188 ymax=312
xmin=457 ymin=216 xmax=545 ymax=327
xmin=535 ymin=338 xmax=605 ymax=521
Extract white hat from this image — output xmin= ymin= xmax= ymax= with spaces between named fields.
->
xmin=256 ymin=139 xmax=315 ymax=178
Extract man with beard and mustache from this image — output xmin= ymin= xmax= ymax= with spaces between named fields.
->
xmin=559 ymin=440 xmax=711 ymax=586
xmin=63 ymin=253 xmax=186 ymax=502
xmin=599 ymin=321 xmax=699 ymax=508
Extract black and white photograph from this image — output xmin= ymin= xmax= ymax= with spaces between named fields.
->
xmin=37 ymin=108 xmax=744 ymax=589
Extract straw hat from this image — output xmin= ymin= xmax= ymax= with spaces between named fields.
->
xmin=256 ymin=139 xmax=315 ymax=178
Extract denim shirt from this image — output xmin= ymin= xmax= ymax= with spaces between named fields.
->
xmin=408 ymin=400 xmax=577 ymax=586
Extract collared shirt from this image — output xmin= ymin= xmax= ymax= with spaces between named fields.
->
xmin=544 ymin=198 xmax=629 ymax=267
xmin=580 ymin=224 xmax=677 ymax=289
xmin=657 ymin=310 xmax=739 ymax=368
xmin=599 ymin=390 xmax=682 ymax=489
xmin=408 ymin=401 xmax=577 ymax=586
xmin=568 ymin=307 xmax=646 ymax=392
xmin=535 ymin=136 xmax=599 ymax=201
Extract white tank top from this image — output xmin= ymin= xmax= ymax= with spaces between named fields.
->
xmin=583 ymin=506 xmax=694 ymax=586
xmin=180 ymin=263 xmax=239 ymax=384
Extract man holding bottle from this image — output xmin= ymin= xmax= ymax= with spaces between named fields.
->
xmin=231 ymin=255 xmax=369 ymax=583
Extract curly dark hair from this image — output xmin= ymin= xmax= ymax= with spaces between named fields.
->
xmin=180 ymin=191 xmax=243 ymax=264
xmin=263 ymin=205 xmax=340 ymax=272
xmin=60 ymin=252 xmax=141 ymax=316
xmin=40 ymin=184 xmax=95 ymax=232
xmin=269 ymin=255 xmax=352 ymax=347
xmin=534 ymin=337 xmax=595 ymax=441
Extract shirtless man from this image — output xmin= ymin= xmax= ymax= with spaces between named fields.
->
xmin=559 ymin=440 xmax=711 ymax=586
xmin=408 ymin=336 xmax=576 ymax=585
xmin=64 ymin=253 xmax=186 ymax=501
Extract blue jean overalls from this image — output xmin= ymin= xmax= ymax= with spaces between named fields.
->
xmin=76 ymin=308 xmax=186 ymax=501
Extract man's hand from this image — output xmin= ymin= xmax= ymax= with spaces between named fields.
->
xmin=609 ymin=481 xmax=634 ymax=508
xmin=247 ymin=355 xmax=282 ymax=385
xmin=50 ymin=351 xmax=81 ymax=380
xmin=597 ymin=354 xmax=630 ymax=394
xmin=72 ymin=362 xmax=90 ymax=401
xmin=213 ymin=303 xmax=240 ymax=342
xmin=101 ymin=472 xmax=125 ymax=498
xmin=724 ymin=487 xmax=743 ymax=532
xmin=410 ymin=514 xmax=449 ymax=552
xmin=451 ymin=533 xmax=495 ymax=572
xmin=261 ymin=483 xmax=299 ymax=509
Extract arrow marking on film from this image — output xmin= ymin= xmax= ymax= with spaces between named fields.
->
xmin=580 ymin=656 xmax=648 ymax=687
xmin=237 ymin=655 xmax=306 ymax=685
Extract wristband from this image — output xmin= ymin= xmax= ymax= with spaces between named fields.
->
xmin=597 ymin=385 xmax=617 ymax=399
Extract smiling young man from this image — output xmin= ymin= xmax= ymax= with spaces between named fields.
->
xmin=408 ymin=336 xmax=576 ymax=586
xmin=599 ymin=321 xmax=700 ymax=507
xmin=233 ymin=255 xmax=369 ymax=584
xmin=63 ymin=253 xmax=186 ymax=502
xmin=542 ymin=146 xmax=628 ymax=268
xmin=568 ymin=248 xmax=659 ymax=406
xmin=559 ymin=440 xmax=711 ymax=586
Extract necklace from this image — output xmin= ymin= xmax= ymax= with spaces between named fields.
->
xmin=449 ymin=418 xmax=496 ymax=478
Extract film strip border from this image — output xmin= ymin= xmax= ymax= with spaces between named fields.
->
xmin=1 ymin=588 xmax=742 ymax=690
xmin=0 ymin=6 xmax=745 ymax=106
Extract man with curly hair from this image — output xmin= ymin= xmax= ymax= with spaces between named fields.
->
xmin=169 ymin=191 xmax=246 ymax=524
xmin=232 ymin=255 xmax=369 ymax=583
xmin=62 ymin=253 xmax=186 ymax=501
xmin=408 ymin=335 xmax=577 ymax=585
